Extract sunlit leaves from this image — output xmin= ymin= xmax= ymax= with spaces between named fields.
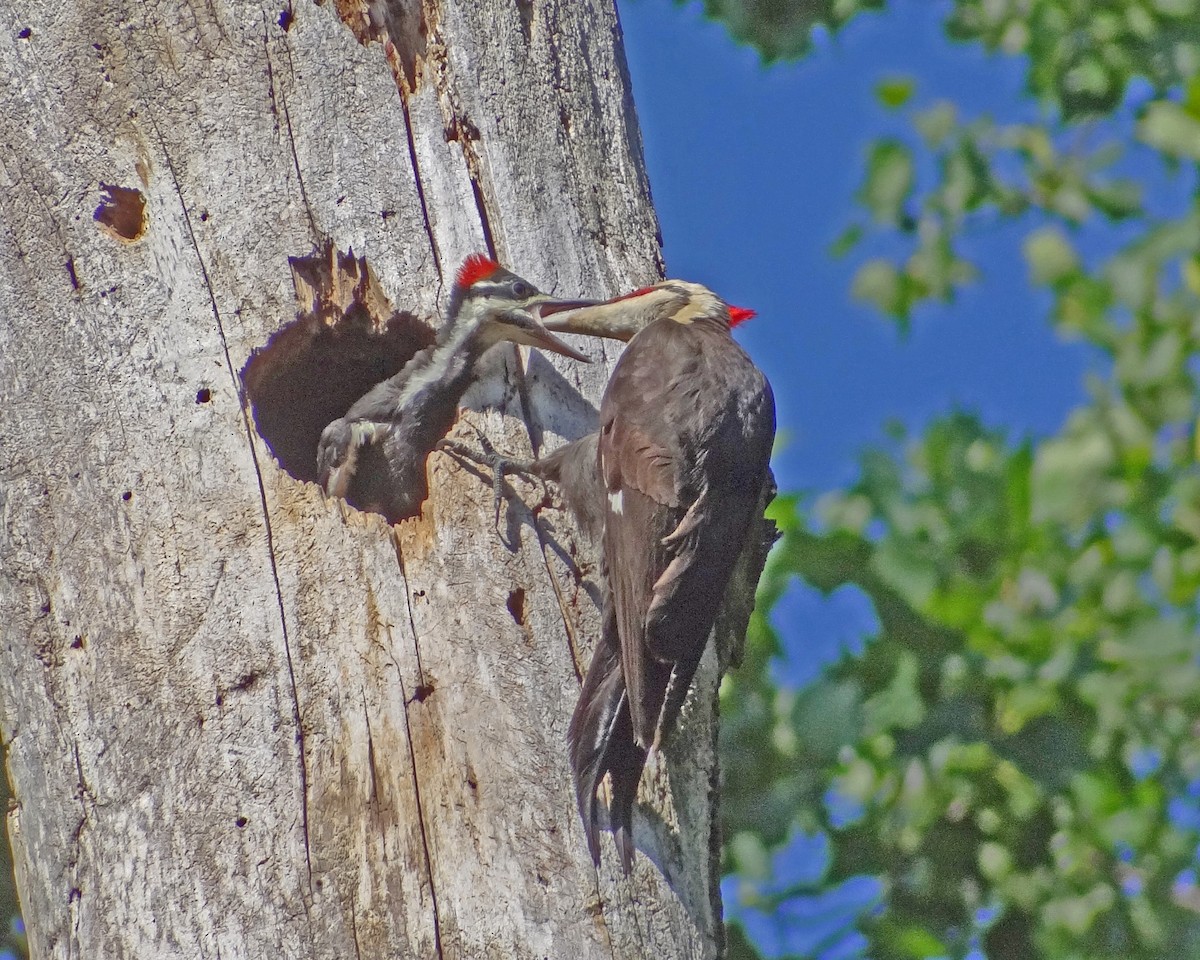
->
xmin=946 ymin=0 xmax=1200 ymax=118
xmin=876 ymin=75 xmax=916 ymax=110
xmin=1138 ymin=101 xmax=1200 ymax=159
xmin=860 ymin=140 xmax=915 ymax=226
xmin=1023 ymin=227 xmax=1079 ymax=287
xmin=700 ymin=0 xmax=1200 ymax=118
xmin=725 ymin=403 xmax=1200 ymax=955
xmin=843 ymin=105 xmax=1146 ymax=322
xmin=851 ymin=259 xmax=906 ymax=319
xmin=701 ymin=0 xmax=1200 ymax=958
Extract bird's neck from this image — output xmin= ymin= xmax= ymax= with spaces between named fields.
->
xmin=394 ymin=305 xmax=492 ymax=410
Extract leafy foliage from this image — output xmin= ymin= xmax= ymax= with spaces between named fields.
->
xmin=709 ymin=1 xmax=1200 ymax=957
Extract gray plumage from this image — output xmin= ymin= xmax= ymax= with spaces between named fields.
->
xmin=315 ymin=261 xmax=590 ymax=521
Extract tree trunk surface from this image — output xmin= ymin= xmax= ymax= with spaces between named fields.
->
xmin=0 ymin=1 xmax=746 ymax=957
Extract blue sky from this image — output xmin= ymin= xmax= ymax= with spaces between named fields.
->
xmin=614 ymin=1 xmax=1096 ymax=953
xmin=615 ymin=0 xmax=1113 ymax=692
xmin=616 ymin=0 xmax=1095 ymax=494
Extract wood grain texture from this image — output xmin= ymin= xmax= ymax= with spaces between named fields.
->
xmin=0 ymin=1 xmax=752 ymax=957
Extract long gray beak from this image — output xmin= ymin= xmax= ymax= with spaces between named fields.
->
xmin=536 ymin=297 xmax=601 ymax=318
xmin=539 ymin=299 xmax=642 ymax=343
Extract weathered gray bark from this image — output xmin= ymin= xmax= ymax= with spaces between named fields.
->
xmin=0 ymin=1 xmax=750 ymax=957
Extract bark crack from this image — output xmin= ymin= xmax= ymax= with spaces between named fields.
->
xmin=66 ymin=740 xmax=93 ymax=960
xmin=397 ymin=669 xmax=445 ymax=960
xmin=349 ymin=894 xmax=365 ymax=960
xmin=264 ymin=16 xmax=318 ymax=238
xmin=362 ymin=697 xmax=379 ymax=806
xmin=396 ymin=91 xmax=443 ymax=292
xmin=467 ymin=173 xmax=496 ymax=260
xmin=153 ymin=119 xmax=315 ymax=896
xmin=389 ymin=530 xmax=430 ymax=695
xmin=534 ymin=537 xmax=584 ymax=684
xmin=384 ymin=534 xmax=442 ymax=955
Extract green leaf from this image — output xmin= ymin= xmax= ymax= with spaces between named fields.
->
xmin=940 ymin=139 xmax=991 ymax=217
xmin=792 ymin=679 xmax=864 ymax=757
xmin=690 ymin=0 xmax=886 ymax=61
xmin=891 ymin=923 xmax=948 ymax=958
xmin=860 ymin=139 xmax=916 ymax=226
xmin=1024 ymin=227 xmax=1079 ymax=287
xmin=852 ymin=258 xmax=904 ymax=315
xmin=862 ymin=651 xmax=926 ymax=734
xmin=1030 ymin=425 xmax=1117 ymax=525
xmin=915 ymin=101 xmax=957 ymax=146
xmin=1138 ymin=101 xmax=1200 ymax=160
xmin=876 ymin=74 xmax=916 ymax=109
xmin=829 ymin=223 xmax=864 ymax=257
xmin=1086 ymin=179 xmax=1143 ymax=220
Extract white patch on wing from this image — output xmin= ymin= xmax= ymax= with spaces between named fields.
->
xmin=608 ymin=490 xmax=624 ymax=514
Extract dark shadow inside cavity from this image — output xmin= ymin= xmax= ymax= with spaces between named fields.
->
xmin=241 ymin=248 xmax=435 ymax=511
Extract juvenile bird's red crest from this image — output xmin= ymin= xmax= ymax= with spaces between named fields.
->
xmin=728 ymin=305 xmax=756 ymax=327
xmin=455 ymin=253 xmax=500 ymax=289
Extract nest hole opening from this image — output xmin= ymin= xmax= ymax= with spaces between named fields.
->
xmin=241 ymin=246 xmax=435 ymax=507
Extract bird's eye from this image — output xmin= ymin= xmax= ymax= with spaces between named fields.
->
xmin=512 ymin=281 xmax=531 ymax=299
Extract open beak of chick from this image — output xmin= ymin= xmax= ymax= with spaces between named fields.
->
xmin=508 ymin=295 xmax=601 ymax=362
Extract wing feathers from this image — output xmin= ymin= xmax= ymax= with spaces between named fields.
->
xmin=578 ymin=313 xmax=775 ymax=869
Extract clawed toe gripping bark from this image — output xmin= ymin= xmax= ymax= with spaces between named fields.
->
xmin=438 ymin=433 xmax=547 ymax=530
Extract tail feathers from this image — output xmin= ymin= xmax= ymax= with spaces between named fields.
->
xmin=615 ymin=824 xmax=635 ymax=876
xmin=652 ymin=653 xmax=704 ymax=752
xmin=606 ymin=719 xmax=645 ymax=875
xmin=567 ymin=629 xmax=647 ymax=873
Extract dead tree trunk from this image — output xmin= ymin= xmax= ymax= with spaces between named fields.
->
xmin=0 ymin=1 xmax=752 ymax=957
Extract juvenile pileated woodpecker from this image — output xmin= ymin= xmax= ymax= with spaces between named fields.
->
xmin=455 ymin=281 xmax=774 ymax=871
xmin=316 ymin=254 xmax=593 ymax=520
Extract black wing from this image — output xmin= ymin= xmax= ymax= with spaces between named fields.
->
xmin=598 ymin=317 xmax=775 ymax=749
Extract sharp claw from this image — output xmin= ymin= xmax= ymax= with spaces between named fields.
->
xmin=438 ymin=435 xmax=538 ymax=534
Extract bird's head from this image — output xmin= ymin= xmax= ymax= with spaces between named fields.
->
xmin=447 ymin=254 xmax=597 ymax=361
xmin=540 ymin=280 xmax=755 ymax=342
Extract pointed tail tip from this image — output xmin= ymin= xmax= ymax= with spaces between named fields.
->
xmin=586 ymin=825 xmax=602 ymax=868
xmin=574 ymin=770 xmax=603 ymax=869
xmin=615 ymin=824 xmax=634 ymax=876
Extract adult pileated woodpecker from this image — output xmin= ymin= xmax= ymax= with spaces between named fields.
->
xmin=316 ymin=254 xmax=593 ymax=520
xmin=454 ymin=281 xmax=775 ymax=871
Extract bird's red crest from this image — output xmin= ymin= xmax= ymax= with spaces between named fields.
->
xmin=455 ymin=253 xmax=500 ymax=289
xmin=728 ymin=305 xmax=756 ymax=327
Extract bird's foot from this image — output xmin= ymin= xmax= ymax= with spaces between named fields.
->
xmin=438 ymin=432 xmax=542 ymax=530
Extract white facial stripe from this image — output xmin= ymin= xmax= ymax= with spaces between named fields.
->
xmin=608 ymin=490 xmax=624 ymax=514
xmin=470 ymin=279 xmax=510 ymax=299
xmin=672 ymin=289 xmax=723 ymax=325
